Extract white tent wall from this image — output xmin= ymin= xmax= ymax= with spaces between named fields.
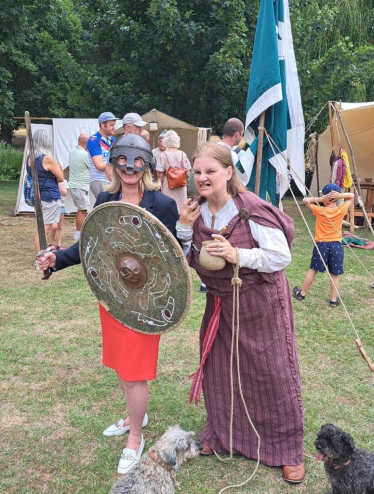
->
xmin=15 ymin=112 xmax=210 ymax=215
xmin=310 ymin=101 xmax=374 ymax=196
xmin=15 ymin=123 xmax=53 ymax=215
xmin=15 ymin=119 xmax=98 ymax=215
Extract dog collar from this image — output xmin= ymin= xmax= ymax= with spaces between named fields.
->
xmin=332 ymin=460 xmax=351 ymax=469
xmin=149 ymin=450 xmax=175 ymax=475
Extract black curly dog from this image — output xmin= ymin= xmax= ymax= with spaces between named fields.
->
xmin=315 ymin=423 xmax=374 ymax=494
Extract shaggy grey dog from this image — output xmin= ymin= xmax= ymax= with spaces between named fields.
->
xmin=110 ymin=425 xmax=202 ymax=494
xmin=315 ymin=423 xmax=374 ymax=494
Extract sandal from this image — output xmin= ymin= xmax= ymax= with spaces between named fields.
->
xmin=293 ymin=286 xmax=305 ymax=301
xmin=48 ymin=243 xmax=56 ymax=251
xmin=329 ymin=299 xmax=340 ymax=307
xmin=56 ymin=246 xmax=65 ymax=251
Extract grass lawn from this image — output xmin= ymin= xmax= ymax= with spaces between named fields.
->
xmin=1 ymin=180 xmax=373 ymax=494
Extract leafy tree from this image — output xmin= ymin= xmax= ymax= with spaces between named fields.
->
xmin=1 ymin=0 xmax=374 ymax=139
xmin=290 ymin=0 xmax=374 ymax=132
xmin=0 ymin=0 xmax=102 ymax=140
xmin=79 ymin=0 xmax=258 ymax=131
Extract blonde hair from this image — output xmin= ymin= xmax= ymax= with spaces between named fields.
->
xmin=192 ymin=142 xmax=246 ymax=196
xmin=105 ymin=162 xmax=161 ymax=194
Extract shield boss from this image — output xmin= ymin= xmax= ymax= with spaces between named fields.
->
xmin=79 ymin=202 xmax=192 ymax=334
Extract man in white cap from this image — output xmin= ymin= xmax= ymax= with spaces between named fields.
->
xmin=122 ymin=113 xmax=147 ymax=135
xmin=105 ymin=112 xmax=148 ymax=182
xmin=86 ymin=112 xmax=117 ymax=204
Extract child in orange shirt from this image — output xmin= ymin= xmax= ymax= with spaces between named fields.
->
xmin=293 ymin=183 xmax=354 ymax=307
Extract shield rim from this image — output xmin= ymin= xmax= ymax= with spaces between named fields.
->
xmin=79 ymin=201 xmax=192 ymax=334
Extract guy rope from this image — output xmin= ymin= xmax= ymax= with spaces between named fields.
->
xmin=213 ymin=250 xmax=261 ymax=494
xmin=264 ymin=126 xmax=374 ymax=374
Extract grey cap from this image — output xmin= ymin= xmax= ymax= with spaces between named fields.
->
xmin=98 ymin=112 xmax=118 ymax=124
xmin=122 ymin=112 xmax=147 ymax=127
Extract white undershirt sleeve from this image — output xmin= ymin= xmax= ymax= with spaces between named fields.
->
xmin=238 ymin=220 xmax=291 ymax=273
xmin=176 ymin=221 xmax=193 ymax=256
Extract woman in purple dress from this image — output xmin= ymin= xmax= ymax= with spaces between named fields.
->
xmin=177 ymin=142 xmax=305 ymax=484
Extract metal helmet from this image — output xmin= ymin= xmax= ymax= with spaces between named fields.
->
xmin=109 ymin=133 xmax=155 ymax=173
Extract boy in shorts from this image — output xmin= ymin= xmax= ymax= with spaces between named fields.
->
xmin=293 ymin=183 xmax=354 ymax=307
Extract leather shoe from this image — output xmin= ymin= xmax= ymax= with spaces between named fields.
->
xmin=200 ymin=443 xmax=214 ymax=456
xmin=282 ymin=463 xmax=305 ymax=484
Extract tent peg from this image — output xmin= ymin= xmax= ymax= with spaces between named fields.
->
xmin=355 ymin=338 xmax=374 ymax=373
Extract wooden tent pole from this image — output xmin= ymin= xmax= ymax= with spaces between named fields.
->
xmin=335 ymin=111 xmax=364 ymax=200
xmin=12 ymin=116 xmax=52 ymax=120
xmin=254 ymin=111 xmax=265 ymax=196
xmin=315 ymin=133 xmax=320 ymax=194
xmin=328 ymin=101 xmax=335 ymax=155
xmin=335 ymin=109 xmax=371 ymax=235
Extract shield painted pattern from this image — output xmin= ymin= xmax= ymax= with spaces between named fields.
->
xmin=80 ymin=202 xmax=192 ymax=334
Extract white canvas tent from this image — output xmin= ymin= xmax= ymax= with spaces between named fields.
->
xmin=15 ymin=111 xmax=211 ymax=215
xmin=310 ymin=101 xmax=374 ymax=196
xmin=114 ymin=108 xmax=211 ymax=162
xmin=15 ymin=119 xmax=99 ymax=215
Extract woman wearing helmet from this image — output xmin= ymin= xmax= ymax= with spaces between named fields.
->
xmin=36 ymin=133 xmax=179 ymax=474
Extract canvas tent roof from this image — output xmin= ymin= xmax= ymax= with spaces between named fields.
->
xmin=310 ymin=101 xmax=374 ymax=195
xmin=114 ymin=108 xmax=211 ymax=162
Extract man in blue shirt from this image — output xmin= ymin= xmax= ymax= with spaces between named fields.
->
xmin=87 ymin=112 xmax=117 ymax=199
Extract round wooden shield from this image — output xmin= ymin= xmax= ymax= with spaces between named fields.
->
xmin=79 ymin=202 xmax=192 ymax=334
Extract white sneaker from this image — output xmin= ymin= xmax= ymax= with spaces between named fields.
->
xmin=73 ymin=231 xmax=80 ymax=241
xmin=103 ymin=414 xmax=148 ymax=437
xmin=117 ymin=435 xmax=145 ymax=474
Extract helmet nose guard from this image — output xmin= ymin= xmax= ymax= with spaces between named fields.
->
xmin=109 ymin=133 xmax=155 ymax=171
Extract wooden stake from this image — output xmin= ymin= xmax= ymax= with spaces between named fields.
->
xmin=255 ymin=111 xmax=265 ymax=196
xmin=355 ymin=339 xmax=374 ymax=373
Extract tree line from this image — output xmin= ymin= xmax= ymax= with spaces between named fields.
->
xmin=1 ymin=0 xmax=373 ymax=141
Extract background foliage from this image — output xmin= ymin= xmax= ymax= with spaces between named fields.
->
xmin=1 ymin=0 xmax=374 ymax=137
xmin=0 ymin=142 xmax=23 ymax=180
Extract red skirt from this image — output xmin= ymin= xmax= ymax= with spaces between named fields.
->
xmin=99 ymin=304 xmax=161 ymax=381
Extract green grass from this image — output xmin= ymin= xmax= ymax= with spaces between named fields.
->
xmin=1 ymin=180 xmax=373 ymax=493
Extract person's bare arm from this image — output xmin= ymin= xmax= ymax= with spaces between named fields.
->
xmin=302 ymin=195 xmax=325 ymax=210
xmin=105 ymin=164 xmax=113 ymax=181
xmin=58 ymin=182 xmax=68 ymax=196
xmin=43 ymin=156 xmax=64 ymax=182
xmin=329 ymin=191 xmax=354 ymax=207
xmin=91 ymin=155 xmax=106 ymax=172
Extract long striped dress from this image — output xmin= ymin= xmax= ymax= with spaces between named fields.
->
xmin=188 ymin=192 xmax=304 ymax=466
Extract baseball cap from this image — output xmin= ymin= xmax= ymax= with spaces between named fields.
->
xmin=322 ymin=183 xmax=340 ymax=195
xmin=122 ymin=113 xmax=147 ymax=127
xmin=98 ymin=112 xmax=118 ymax=124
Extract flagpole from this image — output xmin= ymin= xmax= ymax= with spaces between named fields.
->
xmin=254 ymin=111 xmax=265 ymax=196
